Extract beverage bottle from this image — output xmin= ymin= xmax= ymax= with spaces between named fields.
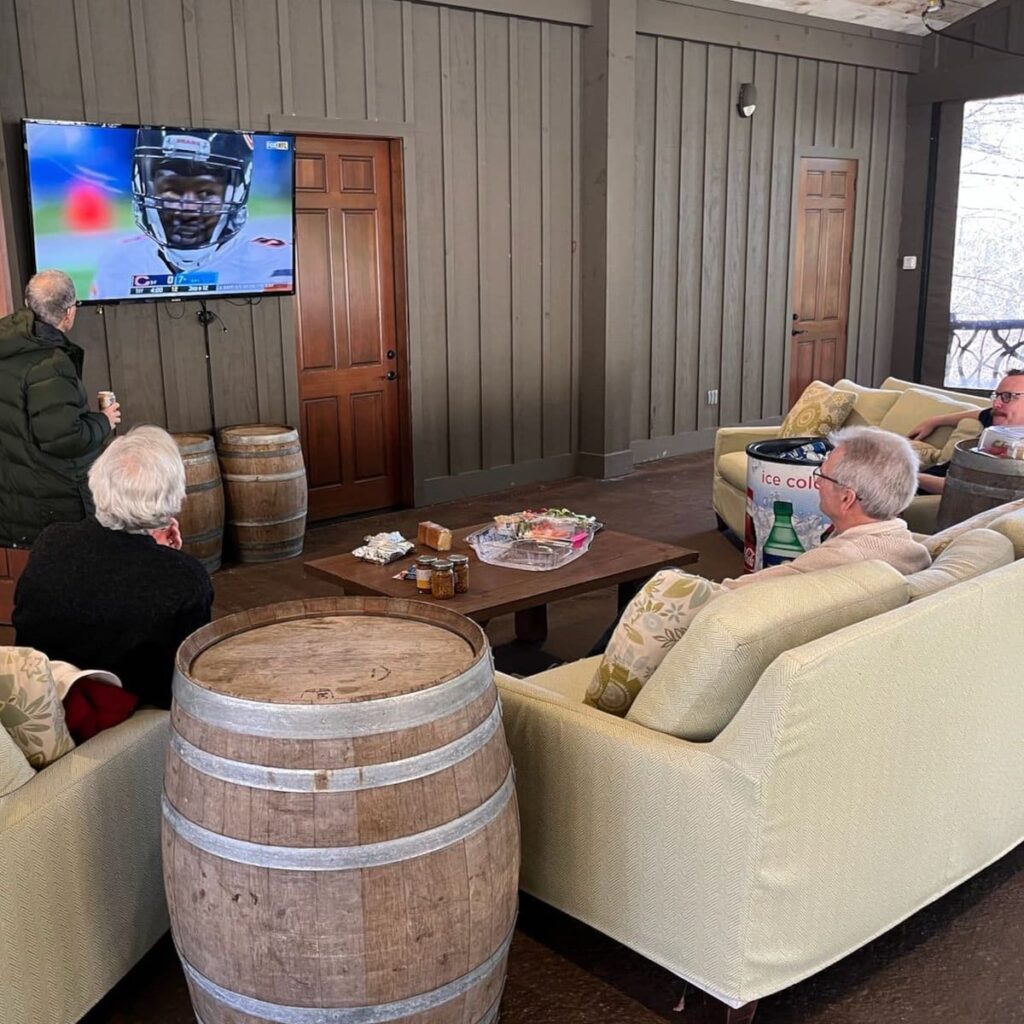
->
xmin=762 ymin=500 xmax=805 ymax=567
xmin=743 ymin=487 xmax=757 ymax=572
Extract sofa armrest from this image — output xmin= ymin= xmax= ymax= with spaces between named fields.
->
xmin=496 ymin=673 xmax=762 ymax=1002
xmin=714 ymin=425 xmax=781 ymax=464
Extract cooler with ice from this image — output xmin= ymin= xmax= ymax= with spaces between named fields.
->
xmin=744 ymin=437 xmax=833 ymax=573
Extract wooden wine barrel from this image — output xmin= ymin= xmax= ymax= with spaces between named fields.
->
xmin=163 ymin=597 xmax=519 ymax=1024
xmin=216 ymin=424 xmax=307 ymax=562
xmin=936 ymin=439 xmax=1024 ymax=530
xmin=173 ymin=434 xmax=224 ymax=574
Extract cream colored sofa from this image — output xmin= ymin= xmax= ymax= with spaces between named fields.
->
xmin=0 ymin=710 xmax=170 ymax=1024
xmin=713 ymin=377 xmax=991 ymax=536
xmin=496 ymin=508 xmax=1024 ymax=1013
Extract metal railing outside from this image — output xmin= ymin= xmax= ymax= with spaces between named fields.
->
xmin=943 ymin=319 xmax=1024 ymax=389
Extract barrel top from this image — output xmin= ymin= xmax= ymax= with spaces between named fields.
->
xmin=179 ymin=598 xmax=487 ymax=704
xmin=174 ymin=433 xmax=215 ymax=452
xmin=952 ymin=438 xmax=1024 ymax=475
xmin=218 ymin=424 xmax=299 ymax=446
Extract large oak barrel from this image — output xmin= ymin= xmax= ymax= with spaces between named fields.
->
xmin=174 ymin=433 xmax=224 ymax=574
xmin=216 ymin=424 xmax=307 ymax=562
xmin=936 ymin=439 xmax=1024 ymax=530
xmin=163 ymin=597 xmax=519 ymax=1024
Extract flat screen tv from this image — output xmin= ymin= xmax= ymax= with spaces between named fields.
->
xmin=23 ymin=119 xmax=295 ymax=303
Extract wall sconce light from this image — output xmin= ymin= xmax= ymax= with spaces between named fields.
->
xmin=737 ymin=83 xmax=757 ymax=118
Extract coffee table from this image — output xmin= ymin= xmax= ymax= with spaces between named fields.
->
xmin=304 ymin=524 xmax=699 ymax=642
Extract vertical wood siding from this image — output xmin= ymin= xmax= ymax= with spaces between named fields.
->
xmin=0 ymin=0 xmax=581 ymax=498
xmin=632 ymin=33 xmax=908 ymax=446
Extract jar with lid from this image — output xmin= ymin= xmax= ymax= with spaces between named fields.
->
xmin=415 ymin=555 xmax=437 ymax=593
xmin=430 ymin=559 xmax=455 ymax=599
xmin=449 ymin=554 xmax=469 ymax=594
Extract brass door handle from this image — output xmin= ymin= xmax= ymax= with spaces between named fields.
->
xmin=791 ymin=329 xmax=807 ymax=336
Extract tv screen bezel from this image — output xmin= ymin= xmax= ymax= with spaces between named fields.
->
xmin=21 ymin=117 xmax=297 ymax=306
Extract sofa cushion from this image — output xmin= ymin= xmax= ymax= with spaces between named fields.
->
xmin=0 ymin=721 xmax=34 ymax=796
xmin=717 ymin=450 xmax=748 ymax=491
xmin=779 ymin=380 xmax=857 ymax=438
xmin=834 ymin=379 xmax=902 ymax=427
xmin=989 ymin=508 xmax=1024 ymax=559
xmin=908 ymin=440 xmax=942 ymax=468
xmin=937 ymin=416 xmax=984 ymax=465
xmin=585 ymin=570 xmax=724 ymax=715
xmin=625 ymin=561 xmax=909 ymax=740
xmin=877 ymin=387 xmax=979 ymax=440
xmin=924 ymin=497 xmax=1024 ymax=556
xmin=907 ymin=529 xmax=1013 ymax=600
xmin=0 ymin=647 xmax=76 ymax=769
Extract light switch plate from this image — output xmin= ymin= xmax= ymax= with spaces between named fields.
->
xmin=901 ymin=255 xmax=918 ymax=270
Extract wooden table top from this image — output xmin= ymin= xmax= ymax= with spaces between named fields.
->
xmin=304 ymin=524 xmax=700 ymax=621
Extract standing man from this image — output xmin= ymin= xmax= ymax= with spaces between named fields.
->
xmin=0 ymin=269 xmax=121 ymax=547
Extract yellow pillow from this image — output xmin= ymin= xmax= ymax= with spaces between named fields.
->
xmin=908 ymin=439 xmax=942 ymax=468
xmin=779 ymin=381 xmax=856 ymax=438
xmin=0 ymin=647 xmax=76 ymax=768
xmin=938 ymin=416 xmax=984 ymax=465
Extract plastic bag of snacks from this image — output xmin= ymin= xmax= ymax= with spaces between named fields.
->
xmin=467 ymin=508 xmax=600 ymax=572
xmin=978 ymin=426 xmax=1024 ymax=460
xmin=352 ymin=531 xmax=415 ymax=564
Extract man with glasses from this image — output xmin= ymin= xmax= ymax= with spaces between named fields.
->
xmin=722 ymin=425 xmax=930 ymax=589
xmin=911 ymin=369 xmax=1024 ymax=495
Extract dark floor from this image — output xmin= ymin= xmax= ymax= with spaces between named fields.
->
xmin=55 ymin=451 xmax=1024 ymax=1022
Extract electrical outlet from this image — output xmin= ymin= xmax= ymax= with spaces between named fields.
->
xmin=707 ymin=389 xmax=719 ymax=405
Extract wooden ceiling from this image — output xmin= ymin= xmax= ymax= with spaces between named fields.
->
xmin=732 ymin=0 xmax=998 ymax=35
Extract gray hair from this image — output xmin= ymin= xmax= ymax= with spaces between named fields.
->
xmin=25 ymin=270 xmax=76 ymax=328
xmin=827 ymin=425 xmax=920 ymax=520
xmin=89 ymin=426 xmax=186 ymax=532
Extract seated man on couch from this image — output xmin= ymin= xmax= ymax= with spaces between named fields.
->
xmin=586 ymin=426 xmax=928 ymax=713
xmin=912 ymin=368 xmax=1024 ymax=495
xmin=12 ymin=425 xmax=213 ymax=708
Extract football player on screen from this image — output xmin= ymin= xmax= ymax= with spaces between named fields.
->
xmin=90 ymin=129 xmax=293 ymax=300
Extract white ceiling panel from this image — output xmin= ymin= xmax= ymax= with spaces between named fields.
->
xmin=730 ymin=0 xmax=998 ymax=36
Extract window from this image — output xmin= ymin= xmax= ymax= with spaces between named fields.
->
xmin=945 ymin=94 xmax=1024 ymax=389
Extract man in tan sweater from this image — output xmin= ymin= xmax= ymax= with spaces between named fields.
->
xmin=722 ymin=425 xmax=931 ymax=590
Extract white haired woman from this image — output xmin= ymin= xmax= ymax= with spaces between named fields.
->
xmin=13 ymin=425 xmax=213 ymax=707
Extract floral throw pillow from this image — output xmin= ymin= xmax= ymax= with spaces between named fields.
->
xmin=0 ymin=647 xmax=76 ymax=768
xmin=584 ymin=570 xmax=725 ymax=716
xmin=778 ymin=380 xmax=856 ymax=438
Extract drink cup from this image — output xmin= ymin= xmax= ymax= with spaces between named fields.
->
xmin=98 ymin=390 xmax=116 ymax=410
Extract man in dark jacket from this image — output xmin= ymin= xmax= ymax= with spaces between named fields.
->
xmin=0 ymin=269 xmax=121 ymax=547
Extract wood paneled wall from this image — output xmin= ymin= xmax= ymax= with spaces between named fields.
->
xmin=0 ymin=0 xmax=581 ymax=504
xmin=630 ymin=34 xmax=909 ymax=457
xmin=892 ymin=0 xmax=1024 ymax=384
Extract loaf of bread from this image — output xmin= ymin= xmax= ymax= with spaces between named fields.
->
xmin=417 ymin=520 xmax=452 ymax=551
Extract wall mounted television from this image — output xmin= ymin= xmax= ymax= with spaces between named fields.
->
xmin=23 ymin=119 xmax=295 ymax=304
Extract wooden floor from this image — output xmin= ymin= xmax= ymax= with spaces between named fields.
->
xmin=15 ymin=450 xmax=1024 ymax=1023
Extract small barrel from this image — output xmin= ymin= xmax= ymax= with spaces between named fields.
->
xmin=216 ymin=424 xmax=308 ymax=562
xmin=173 ymin=433 xmax=224 ymax=574
xmin=936 ymin=439 xmax=1024 ymax=530
xmin=163 ymin=597 xmax=519 ymax=1024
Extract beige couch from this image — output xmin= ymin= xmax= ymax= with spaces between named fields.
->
xmin=496 ymin=506 xmax=1024 ymax=1012
xmin=713 ymin=377 xmax=991 ymax=536
xmin=0 ymin=710 xmax=170 ymax=1024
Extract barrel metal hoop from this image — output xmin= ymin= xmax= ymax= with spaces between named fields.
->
xmin=172 ymin=652 xmax=493 ymax=737
xmin=219 ymin=444 xmax=302 ymax=458
xmin=227 ymin=510 xmax=308 ymax=528
xmin=170 ymin=699 xmax=502 ymax=792
xmin=183 ymin=526 xmax=224 ymax=545
xmin=180 ymin=927 xmax=513 ymax=1023
xmin=163 ymin=767 xmax=514 ymax=869
xmin=184 ymin=477 xmax=223 ymax=495
xmin=222 ymin=469 xmax=307 ymax=484
xmin=950 ymin=478 xmax=1023 ymax=500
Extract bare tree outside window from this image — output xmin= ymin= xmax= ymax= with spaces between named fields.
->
xmin=945 ymin=94 xmax=1024 ymax=389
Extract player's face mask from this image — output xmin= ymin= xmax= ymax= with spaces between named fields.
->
xmin=132 ymin=131 xmax=253 ymax=272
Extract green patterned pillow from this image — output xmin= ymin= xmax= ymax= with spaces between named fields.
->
xmin=0 ymin=647 xmax=76 ymax=768
xmin=584 ymin=570 xmax=725 ymax=716
xmin=779 ymin=380 xmax=856 ymax=438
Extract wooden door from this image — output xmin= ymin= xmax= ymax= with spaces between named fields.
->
xmin=789 ymin=158 xmax=857 ymax=407
xmin=294 ymin=137 xmax=409 ymax=521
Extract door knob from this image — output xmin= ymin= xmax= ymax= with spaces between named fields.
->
xmin=791 ymin=329 xmax=807 ymax=336
xmin=792 ymin=313 xmax=799 ymax=321
xmin=386 ymin=349 xmax=396 ymax=359
xmin=383 ymin=370 xmax=397 ymax=380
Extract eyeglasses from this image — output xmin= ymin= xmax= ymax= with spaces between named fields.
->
xmin=990 ymin=391 xmax=1024 ymax=404
xmin=812 ymin=467 xmax=858 ymax=499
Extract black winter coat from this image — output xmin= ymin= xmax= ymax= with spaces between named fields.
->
xmin=0 ymin=308 xmax=111 ymax=547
